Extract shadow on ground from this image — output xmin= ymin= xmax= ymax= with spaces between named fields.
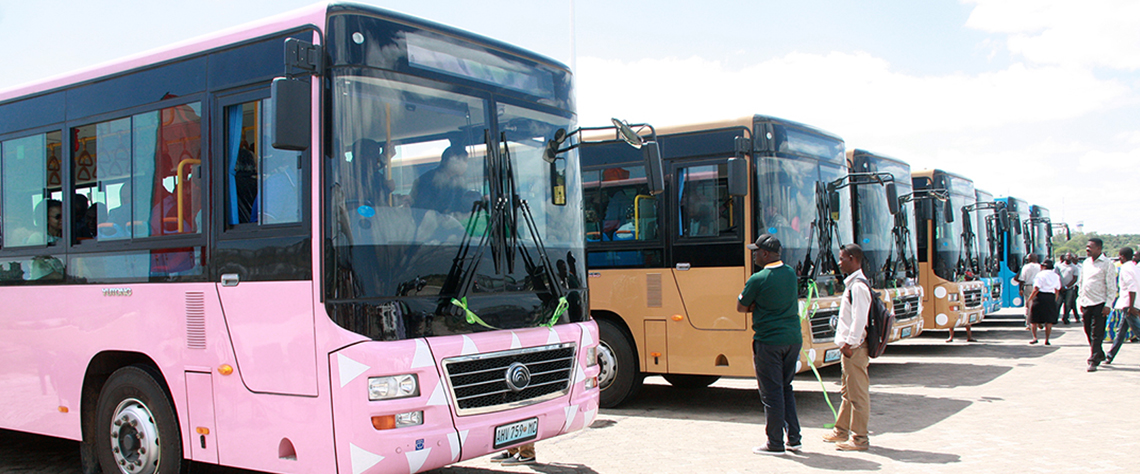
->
xmin=605 ymin=382 xmax=972 ymax=435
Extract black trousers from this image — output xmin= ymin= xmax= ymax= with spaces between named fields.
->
xmin=1082 ymin=303 xmax=1107 ymax=363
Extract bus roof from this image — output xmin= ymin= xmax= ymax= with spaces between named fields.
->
xmin=912 ymin=168 xmax=973 ymax=184
xmin=846 ymin=148 xmax=909 ymax=168
xmin=0 ymin=2 xmax=569 ymax=105
xmin=588 ymin=114 xmax=843 ymax=144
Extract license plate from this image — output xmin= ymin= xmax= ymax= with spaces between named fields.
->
xmin=901 ymin=327 xmax=912 ymax=338
xmin=493 ymin=418 xmax=539 ymax=449
xmin=824 ymin=349 xmax=842 ymax=363
xmin=969 ymin=314 xmax=978 ymax=323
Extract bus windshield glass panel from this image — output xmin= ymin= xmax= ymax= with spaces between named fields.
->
xmin=755 ymin=157 xmax=849 ymax=280
xmin=856 ymin=157 xmax=915 ymax=287
xmin=933 ymin=176 xmax=975 ymax=281
xmin=328 ymin=74 xmax=583 ymax=339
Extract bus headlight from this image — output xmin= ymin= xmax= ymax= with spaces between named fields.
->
xmin=586 ymin=346 xmax=598 ymax=367
xmin=949 ymin=293 xmax=960 ymax=302
xmin=368 ymin=374 xmax=419 ymax=401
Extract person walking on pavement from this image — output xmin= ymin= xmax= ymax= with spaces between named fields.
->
xmin=1078 ymin=237 xmax=1117 ymax=372
xmin=823 ymin=243 xmax=872 ymax=452
xmin=1014 ymin=254 xmax=1042 ymax=327
xmin=1106 ymin=247 xmax=1140 ymax=365
xmin=1057 ymin=253 xmax=1080 ymax=324
xmin=1027 ymin=259 xmax=1061 ymax=345
xmin=737 ymin=234 xmax=803 ymax=456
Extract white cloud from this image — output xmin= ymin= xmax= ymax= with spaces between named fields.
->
xmin=964 ymin=0 xmax=1140 ymax=70
xmin=576 ymin=52 xmax=1130 ymax=139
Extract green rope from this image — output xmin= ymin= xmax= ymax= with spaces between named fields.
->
xmin=799 ymin=280 xmax=838 ymax=428
xmin=544 ymin=297 xmax=569 ymax=328
xmin=453 ymin=296 xmax=569 ymax=330
xmin=451 ymin=297 xmax=499 ymax=330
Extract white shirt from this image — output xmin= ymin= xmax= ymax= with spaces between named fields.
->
xmin=1017 ymin=262 xmax=1041 ymax=286
xmin=1056 ymin=262 xmax=1078 ymax=288
xmin=836 ymin=269 xmax=871 ymax=347
xmin=1078 ymin=254 xmax=1118 ymax=307
xmin=1033 ymin=270 xmax=1061 ymax=294
xmin=1114 ymin=261 xmax=1139 ymax=310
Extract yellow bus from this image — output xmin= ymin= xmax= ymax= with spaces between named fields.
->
xmin=845 ymin=150 xmax=924 ymax=342
xmin=581 ymin=115 xmax=853 ymax=407
xmin=911 ymin=169 xmax=986 ymax=333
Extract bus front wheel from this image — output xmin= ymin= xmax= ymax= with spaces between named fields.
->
xmin=95 ymin=366 xmax=185 ymax=474
xmin=597 ymin=318 xmax=642 ymax=408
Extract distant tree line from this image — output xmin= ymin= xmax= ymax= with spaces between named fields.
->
xmin=1052 ymin=232 xmax=1140 ymax=258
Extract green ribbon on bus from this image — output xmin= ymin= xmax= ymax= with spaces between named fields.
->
xmin=798 ymin=279 xmax=838 ymax=428
xmin=544 ymin=297 xmax=570 ymax=328
xmin=451 ymin=297 xmax=499 ymax=330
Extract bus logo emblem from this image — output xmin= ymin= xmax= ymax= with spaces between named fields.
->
xmin=505 ymin=362 xmax=531 ymax=392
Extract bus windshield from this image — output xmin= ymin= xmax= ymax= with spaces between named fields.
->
xmin=1031 ymin=209 xmax=1050 ymax=261
xmin=326 ymin=73 xmax=584 ymax=340
xmin=975 ymin=192 xmax=996 ymax=277
xmin=933 ymin=176 xmax=975 ymax=281
xmin=855 ymin=157 xmax=915 ymax=287
xmin=755 ymin=157 xmax=851 ymax=284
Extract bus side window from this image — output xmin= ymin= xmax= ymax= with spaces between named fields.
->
xmin=225 ymin=99 xmax=302 ymax=227
xmin=678 ymin=164 xmax=726 ymax=238
xmin=1 ymin=132 xmax=61 ymax=248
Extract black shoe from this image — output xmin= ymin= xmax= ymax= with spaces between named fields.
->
xmin=1044 ymin=341 xmax=1051 ymax=345
xmin=753 ymin=445 xmax=787 ymax=456
xmin=1105 ymin=356 xmax=1113 ymax=365
xmin=490 ymin=452 xmax=513 ymax=463
xmin=1088 ymin=363 xmax=1098 ymax=372
xmin=501 ymin=455 xmax=536 ymax=466
xmin=1029 ymin=340 xmax=1038 ymax=345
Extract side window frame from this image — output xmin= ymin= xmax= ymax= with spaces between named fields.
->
xmin=213 ymin=88 xmax=310 ymax=240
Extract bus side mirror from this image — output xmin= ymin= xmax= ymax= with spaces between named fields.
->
xmin=943 ymin=199 xmax=954 ymax=223
xmin=727 ymin=157 xmax=748 ymax=197
xmin=271 ymin=77 xmax=311 ymax=151
xmin=643 ymin=142 xmax=665 ymax=195
xmin=885 ymin=183 xmax=899 ymax=215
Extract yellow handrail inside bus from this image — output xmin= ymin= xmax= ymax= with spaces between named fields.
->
xmin=176 ymin=158 xmax=201 ymax=233
xmin=634 ymin=194 xmax=655 ymax=240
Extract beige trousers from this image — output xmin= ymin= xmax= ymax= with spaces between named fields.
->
xmin=835 ymin=343 xmax=870 ymax=444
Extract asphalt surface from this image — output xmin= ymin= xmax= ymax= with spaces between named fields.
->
xmin=4 ymin=309 xmax=1138 ymax=473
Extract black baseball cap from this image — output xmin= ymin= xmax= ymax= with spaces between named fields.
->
xmin=747 ymin=233 xmax=781 ymax=253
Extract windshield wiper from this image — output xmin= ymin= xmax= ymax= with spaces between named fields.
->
xmin=501 ymin=134 xmax=564 ymax=300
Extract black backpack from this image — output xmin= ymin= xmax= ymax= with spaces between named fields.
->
xmin=847 ymin=277 xmax=895 ymax=358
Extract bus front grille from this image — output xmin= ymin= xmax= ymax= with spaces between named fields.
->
xmin=963 ymin=288 xmax=984 ymax=309
xmin=810 ymin=308 xmax=839 ymax=343
xmin=892 ymin=294 xmax=921 ymax=321
xmin=442 ymin=343 xmax=576 ymax=416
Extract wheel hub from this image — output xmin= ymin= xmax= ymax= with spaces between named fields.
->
xmin=110 ymin=398 xmax=161 ymax=474
xmin=596 ymin=340 xmax=617 ymax=391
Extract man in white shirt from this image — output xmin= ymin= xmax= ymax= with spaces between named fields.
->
xmin=1014 ymin=254 xmax=1042 ymax=324
xmin=822 ymin=244 xmax=872 ymax=451
xmin=1078 ymin=237 xmax=1118 ymax=372
xmin=1056 ymin=253 xmax=1080 ymax=324
xmin=1106 ymin=247 xmax=1140 ymax=364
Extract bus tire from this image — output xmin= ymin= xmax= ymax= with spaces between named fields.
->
xmin=597 ymin=318 xmax=642 ymax=408
xmin=662 ymin=374 xmax=721 ymax=389
xmin=95 ymin=366 xmax=185 ymax=474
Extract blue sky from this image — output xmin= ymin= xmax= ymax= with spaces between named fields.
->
xmin=1 ymin=0 xmax=1137 ymax=233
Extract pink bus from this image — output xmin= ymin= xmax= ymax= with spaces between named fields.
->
xmin=0 ymin=3 xmax=601 ymax=473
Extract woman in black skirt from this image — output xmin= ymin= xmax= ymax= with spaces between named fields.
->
xmin=1028 ymin=259 xmax=1061 ymax=345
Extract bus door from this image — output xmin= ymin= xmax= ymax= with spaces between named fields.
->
xmin=213 ymin=94 xmax=317 ymax=397
xmin=667 ymin=160 xmax=749 ymax=372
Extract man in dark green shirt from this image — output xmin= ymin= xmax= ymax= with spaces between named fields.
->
xmin=737 ymin=233 xmax=803 ymax=455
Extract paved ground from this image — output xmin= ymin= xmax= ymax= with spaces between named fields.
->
xmin=4 ymin=309 xmax=1138 ymax=473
